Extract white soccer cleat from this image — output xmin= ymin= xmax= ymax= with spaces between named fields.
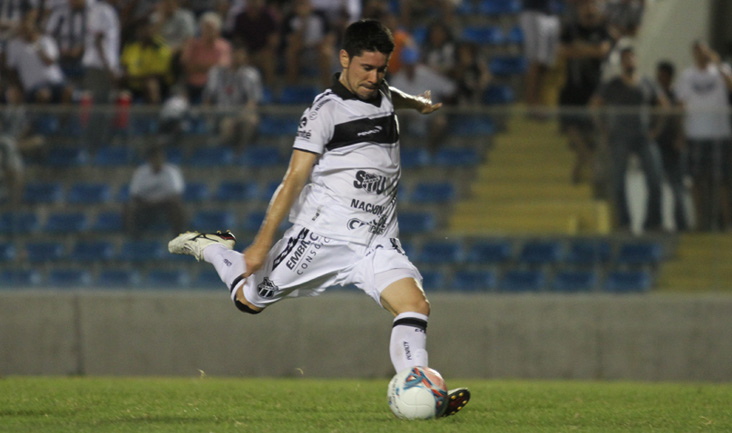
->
xmin=168 ymin=230 xmax=236 ymax=261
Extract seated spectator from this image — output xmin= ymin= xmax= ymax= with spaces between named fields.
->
xmin=204 ymin=45 xmax=262 ymax=154
xmin=282 ymin=0 xmax=336 ymax=89
xmin=230 ymin=0 xmax=279 ymax=87
xmin=389 ymin=47 xmax=455 ymax=153
xmin=180 ymin=11 xmax=231 ymax=104
xmin=450 ymin=41 xmax=491 ymax=107
xmin=5 ymin=11 xmax=72 ymax=104
xmin=124 ymin=144 xmax=186 ymax=238
xmin=422 ymin=19 xmax=455 ymax=77
xmin=150 ymin=0 xmax=196 ymax=56
xmin=0 ymin=0 xmax=40 ymax=61
xmin=120 ymin=19 xmax=173 ymax=104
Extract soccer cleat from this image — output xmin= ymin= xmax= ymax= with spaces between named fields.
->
xmin=168 ymin=230 xmax=236 ymax=261
xmin=440 ymin=388 xmax=470 ymax=417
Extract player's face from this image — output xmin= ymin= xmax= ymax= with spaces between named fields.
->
xmin=339 ymin=49 xmax=390 ymax=101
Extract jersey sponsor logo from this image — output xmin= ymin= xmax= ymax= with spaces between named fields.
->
xmin=299 ymin=116 xmax=308 ymax=128
xmin=326 ymin=114 xmax=398 ymax=151
xmin=257 ymin=277 xmax=278 ymax=298
xmin=357 ymin=125 xmax=383 ymax=137
xmin=297 ymin=129 xmax=312 ymax=140
xmin=353 ymin=170 xmax=391 ymax=195
xmin=350 ymin=198 xmax=385 ymax=215
xmin=274 ymin=230 xmax=330 ymax=275
xmin=346 ymin=215 xmax=387 ymax=235
xmin=309 ymin=96 xmax=331 ymax=119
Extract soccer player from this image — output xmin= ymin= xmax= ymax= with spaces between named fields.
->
xmin=169 ymin=19 xmax=470 ymax=417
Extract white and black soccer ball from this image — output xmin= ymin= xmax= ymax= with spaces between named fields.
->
xmin=387 ymin=366 xmax=448 ymax=420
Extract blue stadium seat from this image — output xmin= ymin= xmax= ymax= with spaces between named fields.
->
xmin=410 ymin=182 xmax=457 ymax=204
xmin=565 ymin=239 xmax=612 ymax=266
xmin=506 ymin=26 xmax=524 ymax=44
xmin=71 ymin=240 xmax=115 ymax=262
xmin=551 ymin=270 xmax=598 ymax=293
xmin=411 ymin=25 xmax=428 ymax=45
xmin=119 ymin=240 xmax=165 ymax=262
xmin=452 ymin=270 xmax=497 ymax=292
xmin=604 ymin=270 xmax=652 ymax=293
xmin=433 ymin=147 xmax=480 ymax=166
xmin=194 ymin=270 xmax=223 ymax=288
xmin=216 ymin=181 xmax=258 ymax=201
xmin=191 ymin=210 xmax=236 ymax=232
xmin=400 ymin=148 xmax=431 ymax=169
xmin=482 ymin=84 xmax=515 ymax=105
xmin=461 ymin=26 xmax=504 ymax=45
xmin=131 ymin=116 xmax=159 ymax=135
xmin=0 ymin=212 xmax=40 ymax=234
xmin=48 ymin=269 xmax=92 ymax=288
xmin=145 ymin=269 xmax=190 ymax=288
xmin=518 ymin=240 xmax=564 ymax=266
xmin=447 ymin=115 xmax=496 ymax=136
xmin=93 ymin=146 xmax=135 ymax=166
xmin=116 ymin=184 xmax=130 ymax=203
xmin=398 ymin=212 xmax=437 ymax=235
xmin=0 ymin=242 xmax=16 ymax=261
xmin=26 ymin=242 xmax=65 ymax=263
xmin=92 ymin=211 xmax=124 ymax=232
xmin=67 ymin=182 xmax=112 ymax=205
xmin=259 ymin=115 xmax=298 ymax=137
xmin=183 ymin=182 xmax=210 ymax=202
xmin=417 ymin=240 xmax=464 ymax=264
xmin=238 ymin=147 xmax=282 ymax=167
xmin=478 ymin=0 xmax=521 ymax=15
xmin=165 ymin=147 xmax=183 ymax=165
xmin=490 ymin=56 xmax=527 ymax=76
xmin=259 ymin=181 xmax=280 ymax=201
xmin=44 ymin=212 xmax=89 ymax=234
xmin=23 ymin=182 xmax=64 ymax=204
xmin=0 ymin=269 xmax=42 ymax=287
xmin=420 ymin=270 xmax=447 ymax=289
xmin=97 ymin=269 xmax=141 ymax=287
xmin=46 ymin=147 xmax=88 ymax=167
xmin=278 ymin=85 xmax=320 ymax=105
xmin=466 ymin=239 xmax=513 ymax=264
xmin=500 ymin=269 xmax=546 ymax=292
xmin=187 ymin=147 xmax=234 ymax=167
xmin=616 ymin=242 xmax=663 ymax=267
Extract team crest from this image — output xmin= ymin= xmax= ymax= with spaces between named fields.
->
xmin=257 ymin=277 xmax=278 ymax=298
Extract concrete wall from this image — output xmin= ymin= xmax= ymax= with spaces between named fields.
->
xmin=2 ymin=291 xmax=731 ymax=381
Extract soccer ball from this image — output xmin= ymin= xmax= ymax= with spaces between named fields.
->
xmin=387 ymin=366 xmax=448 ymax=420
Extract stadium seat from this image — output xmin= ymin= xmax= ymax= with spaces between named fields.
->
xmin=44 ymin=212 xmax=89 ymax=234
xmin=238 ymin=147 xmax=282 ymax=167
xmin=67 ymin=182 xmax=112 ymax=205
xmin=604 ymin=270 xmax=652 ymax=293
xmin=259 ymin=181 xmax=280 ymax=201
xmin=187 ymin=147 xmax=234 ymax=167
xmin=165 ymin=147 xmax=183 ymax=165
xmin=216 ymin=181 xmax=258 ymax=202
xmin=452 ymin=270 xmax=497 ymax=292
xmin=478 ymin=0 xmax=521 ymax=15
xmin=71 ymin=240 xmax=115 ymax=262
xmin=194 ymin=270 xmax=223 ymax=288
xmin=131 ymin=116 xmax=159 ymax=135
xmin=183 ymin=182 xmax=210 ymax=203
xmin=191 ymin=210 xmax=236 ymax=232
xmin=97 ymin=269 xmax=141 ymax=287
xmin=119 ymin=240 xmax=165 ymax=262
xmin=466 ymin=239 xmax=513 ymax=264
xmin=26 ymin=242 xmax=65 ymax=262
xmin=48 ymin=269 xmax=92 ymax=288
xmin=499 ymin=269 xmax=546 ymax=292
xmin=489 ymin=56 xmax=527 ymax=76
xmin=23 ymin=182 xmax=64 ymax=204
xmin=616 ymin=242 xmax=663 ymax=267
xmin=0 ymin=242 xmax=16 ymax=261
xmin=145 ymin=269 xmax=190 ymax=288
xmin=397 ymin=212 xmax=437 ymax=235
xmin=433 ymin=147 xmax=480 ymax=166
xmin=0 ymin=212 xmax=40 ymax=234
xmin=92 ymin=211 xmax=124 ymax=233
xmin=0 ymin=269 xmax=42 ymax=287
xmin=411 ymin=25 xmax=428 ymax=45
xmin=506 ymin=26 xmax=524 ymax=45
xmin=420 ymin=270 xmax=447 ymax=289
xmin=116 ymin=184 xmax=130 ymax=203
xmin=447 ymin=115 xmax=496 ymax=137
xmin=461 ymin=26 xmax=504 ymax=45
xmin=46 ymin=147 xmax=88 ymax=168
xmin=400 ymin=148 xmax=431 ymax=169
xmin=565 ymin=239 xmax=612 ymax=266
xmin=410 ymin=182 xmax=457 ymax=204
xmin=482 ymin=84 xmax=515 ymax=105
xmin=93 ymin=146 xmax=135 ymax=166
xmin=259 ymin=115 xmax=299 ymax=137
xmin=417 ymin=240 xmax=464 ymax=264
xmin=518 ymin=240 xmax=564 ymax=266
xmin=278 ymin=84 xmax=320 ymax=105
xmin=551 ymin=270 xmax=598 ymax=293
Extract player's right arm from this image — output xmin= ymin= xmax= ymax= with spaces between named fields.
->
xmin=242 ymin=149 xmax=318 ymax=277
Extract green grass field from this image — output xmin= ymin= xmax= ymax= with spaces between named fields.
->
xmin=1 ymin=376 xmax=731 ymax=433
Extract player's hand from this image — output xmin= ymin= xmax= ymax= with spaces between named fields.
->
xmin=242 ymin=242 xmax=269 ymax=278
xmin=417 ymin=90 xmax=442 ymax=114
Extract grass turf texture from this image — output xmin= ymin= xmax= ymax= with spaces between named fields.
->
xmin=1 ymin=377 xmax=731 ymax=433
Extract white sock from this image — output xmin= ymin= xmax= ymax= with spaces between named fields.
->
xmin=202 ymin=244 xmax=245 ymax=290
xmin=390 ymin=312 xmax=429 ymax=373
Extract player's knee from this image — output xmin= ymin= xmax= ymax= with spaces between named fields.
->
xmin=234 ymin=299 xmax=263 ymax=315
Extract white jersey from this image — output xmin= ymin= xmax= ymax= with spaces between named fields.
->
xmin=676 ymin=64 xmax=732 ymax=140
xmin=291 ymin=76 xmax=401 ymax=245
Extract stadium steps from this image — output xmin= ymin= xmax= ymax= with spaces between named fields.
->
xmin=449 ymin=116 xmax=611 ymax=235
xmin=657 ymin=233 xmax=732 ymax=292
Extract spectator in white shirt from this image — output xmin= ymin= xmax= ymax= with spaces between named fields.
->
xmin=81 ymin=0 xmax=120 ymax=103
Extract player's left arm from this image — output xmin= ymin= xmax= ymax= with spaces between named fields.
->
xmin=390 ymin=87 xmax=442 ymax=114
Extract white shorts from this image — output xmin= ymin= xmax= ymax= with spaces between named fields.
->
xmin=240 ymin=224 xmax=422 ymax=309
xmin=519 ymin=11 xmax=560 ymax=66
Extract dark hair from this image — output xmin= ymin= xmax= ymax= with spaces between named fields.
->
xmin=657 ymin=60 xmax=675 ymax=77
xmin=342 ymin=19 xmax=395 ymax=59
xmin=619 ymin=46 xmax=635 ymax=58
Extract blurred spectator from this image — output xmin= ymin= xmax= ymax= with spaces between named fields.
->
xmin=591 ymin=47 xmax=665 ymax=233
xmin=150 ymin=0 xmax=195 ymax=55
xmin=389 ymin=47 xmax=455 ymax=153
xmin=107 ymin=0 xmax=159 ymax=43
xmin=421 ymin=19 xmax=455 ymax=76
xmin=282 ymin=0 xmax=335 ymax=89
xmin=124 ymin=143 xmax=186 ymax=237
xmin=81 ymin=0 xmax=120 ymax=103
xmin=520 ymin=0 xmax=561 ymax=115
xmin=654 ymin=60 xmax=690 ymax=232
xmin=310 ymin=0 xmax=361 ymax=42
xmin=0 ymin=0 xmax=38 ymax=45
xmin=5 ymin=10 xmax=72 ymax=103
xmin=0 ymin=134 xmax=24 ymax=208
xmin=180 ymin=11 xmax=230 ymax=104
xmin=397 ymin=0 xmax=456 ymax=30
xmin=204 ymin=45 xmax=262 ymax=154
xmin=45 ymin=0 xmax=87 ymax=83
xmin=558 ymin=0 xmax=612 ymax=184
xmin=380 ymin=10 xmax=415 ymax=77
xmin=676 ymin=41 xmax=732 ymax=231
xmin=220 ymin=0 xmax=246 ymax=35
xmin=120 ymin=18 xmax=173 ymax=104
xmin=450 ymin=41 xmax=491 ymax=107
xmin=605 ymin=0 xmax=644 ymax=40
xmin=230 ymin=0 xmax=279 ymax=87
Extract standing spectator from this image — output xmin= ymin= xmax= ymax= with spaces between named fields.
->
xmin=654 ymin=60 xmax=689 ymax=231
xmin=5 ymin=10 xmax=72 ymax=103
xmin=150 ymin=0 xmax=195 ymax=57
xmin=605 ymin=0 xmax=645 ymax=40
xmin=204 ymin=45 xmax=263 ymax=154
xmin=676 ymin=41 xmax=732 ymax=231
xmin=520 ymin=0 xmax=561 ymax=115
xmin=180 ymin=11 xmax=230 ymax=104
xmin=230 ymin=0 xmax=279 ymax=87
xmin=124 ymin=144 xmax=186 ymax=238
xmin=81 ymin=0 xmax=120 ymax=104
xmin=421 ymin=19 xmax=455 ymax=77
xmin=120 ymin=18 xmax=173 ymax=104
xmin=558 ymin=0 xmax=612 ymax=184
xmin=591 ymin=47 xmax=666 ymax=233
xmin=44 ymin=0 xmax=87 ymax=83
xmin=0 ymin=0 xmax=38 ymax=44
xmin=450 ymin=41 xmax=491 ymax=107
xmin=282 ymin=0 xmax=335 ymax=89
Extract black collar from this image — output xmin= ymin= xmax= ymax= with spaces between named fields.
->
xmin=331 ymin=73 xmax=382 ymax=107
